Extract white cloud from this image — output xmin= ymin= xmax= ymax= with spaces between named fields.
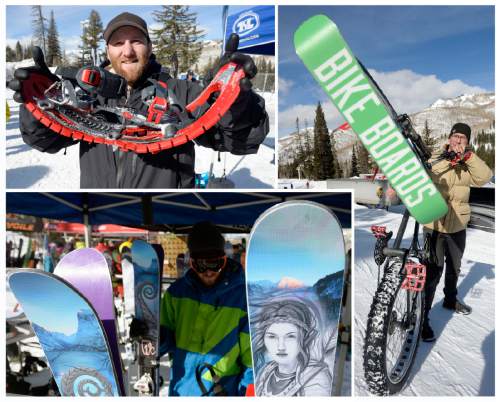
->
xmin=6 ymin=36 xmax=33 ymax=48
xmin=279 ymin=69 xmax=488 ymax=135
xmin=369 ymin=69 xmax=487 ymax=114
xmin=60 ymin=35 xmax=85 ymax=54
xmin=278 ymin=77 xmax=294 ymax=96
xmin=278 ymin=102 xmax=344 ymax=136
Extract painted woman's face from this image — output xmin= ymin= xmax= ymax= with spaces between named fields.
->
xmin=264 ymin=322 xmax=300 ymax=368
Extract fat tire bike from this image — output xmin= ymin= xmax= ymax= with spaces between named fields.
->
xmin=360 ymin=61 xmax=442 ymax=395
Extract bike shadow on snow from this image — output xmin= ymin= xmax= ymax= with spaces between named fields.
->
xmin=407 ymin=259 xmax=494 ymax=395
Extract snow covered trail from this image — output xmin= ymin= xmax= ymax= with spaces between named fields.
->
xmin=6 ymin=89 xmax=275 ymax=189
xmin=354 ymin=205 xmax=495 ymax=396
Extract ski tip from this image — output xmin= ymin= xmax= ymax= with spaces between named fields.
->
xmin=294 ymin=14 xmax=337 ymax=55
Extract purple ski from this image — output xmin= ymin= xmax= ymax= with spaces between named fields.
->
xmin=54 ymin=248 xmax=126 ymax=395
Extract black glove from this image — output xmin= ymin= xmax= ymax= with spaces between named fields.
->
xmin=8 ymin=46 xmax=59 ymax=104
xmin=129 ymin=318 xmax=148 ymax=339
xmin=205 ymin=33 xmax=257 ymax=92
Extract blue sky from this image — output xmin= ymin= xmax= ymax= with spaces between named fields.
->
xmin=279 ymin=6 xmax=494 ymax=135
xmin=10 ymin=272 xmax=92 ymax=334
xmin=247 ymin=204 xmax=345 ymax=285
xmin=6 ymin=5 xmax=251 ymax=50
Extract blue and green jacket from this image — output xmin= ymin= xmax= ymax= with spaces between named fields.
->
xmin=159 ymin=259 xmax=253 ymax=396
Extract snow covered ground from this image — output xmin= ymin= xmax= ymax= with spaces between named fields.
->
xmin=354 ymin=204 xmax=495 ymax=396
xmin=277 ymin=178 xmax=328 ymax=189
xmin=6 ymin=89 xmax=275 ymax=189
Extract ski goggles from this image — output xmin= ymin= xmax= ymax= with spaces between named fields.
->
xmin=190 ymin=256 xmax=227 ymax=273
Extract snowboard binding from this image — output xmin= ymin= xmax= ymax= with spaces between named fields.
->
xmin=22 ymin=60 xmax=245 ymax=154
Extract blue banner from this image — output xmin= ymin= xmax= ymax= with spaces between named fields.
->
xmin=224 ymin=6 xmax=275 ymax=55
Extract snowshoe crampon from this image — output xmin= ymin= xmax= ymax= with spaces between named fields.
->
xmin=22 ymin=63 xmax=245 ymax=154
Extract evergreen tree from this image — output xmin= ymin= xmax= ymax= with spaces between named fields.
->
xmin=78 ymin=19 xmax=93 ymax=66
xmin=31 ymin=5 xmax=47 ymax=54
xmin=303 ymin=119 xmax=314 ymax=179
xmin=294 ymin=117 xmax=306 ymax=178
xmin=46 ymin=10 xmax=62 ymax=66
xmin=15 ymin=41 xmax=23 ymax=61
xmin=329 ymin=130 xmax=342 ymax=178
xmin=356 ymin=142 xmax=371 ymax=174
xmin=151 ymin=6 xmax=204 ymax=78
xmin=23 ymin=44 xmax=34 ymax=60
xmin=351 ymin=146 xmax=360 ymax=177
xmin=312 ymin=102 xmax=335 ymax=180
xmin=81 ymin=10 xmax=103 ymax=65
xmin=6 ymin=46 xmax=16 ymax=62
xmin=421 ymin=119 xmax=437 ymax=154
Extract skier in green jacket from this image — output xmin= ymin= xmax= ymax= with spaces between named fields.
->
xmin=159 ymin=221 xmax=252 ymax=395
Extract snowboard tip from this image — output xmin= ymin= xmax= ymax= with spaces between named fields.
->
xmin=294 ymin=14 xmax=337 ymax=54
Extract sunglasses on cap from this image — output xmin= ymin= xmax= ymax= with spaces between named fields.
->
xmin=190 ymin=255 xmax=227 ymax=273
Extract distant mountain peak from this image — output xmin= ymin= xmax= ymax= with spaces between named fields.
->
xmin=278 ymin=276 xmax=305 ymax=289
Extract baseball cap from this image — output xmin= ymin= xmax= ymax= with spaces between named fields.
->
xmin=103 ymin=12 xmax=150 ymax=44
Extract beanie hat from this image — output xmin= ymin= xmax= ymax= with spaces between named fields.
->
xmin=449 ymin=123 xmax=471 ymax=143
xmin=187 ymin=221 xmax=225 ymax=258
xmin=103 ymin=12 xmax=150 ymax=44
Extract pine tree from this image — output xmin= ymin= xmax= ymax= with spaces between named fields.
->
xmin=312 ymin=102 xmax=335 ymax=180
xmin=46 ymin=10 xmax=62 ymax=66
xmin=357 ymin=142 xmax=371 ymax=174
xmin=23 ymin=44 xmax=34 ymax=60
xmin=78 ymin=19 xmax=93 ymax=66
xmin=6 ymin=46 xmax=16 ymax=62
xmin=351 ymin=146 xmax=360 ymax=177
xmin=151 ymin=6 xmax=205 ymax=78
xmin=329 ymin=130 xmax=342 ymax=178
xmin=81 ymin=10 xmax=103 ymax=65
xmin=421 ymin=119 xmax=437 ymax=154
xmin=294 ymin=117 xmax=306 ymax=179
xmin=31 ymin=6 xmax=47 ymax=54
xmin=15 ymin=41 xmax=23 ymax=61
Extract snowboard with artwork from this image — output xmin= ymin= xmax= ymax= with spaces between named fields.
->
xmin=246 ymin=201 xmax=346 ymax=396
xmin=7 ymin=269 xmax=122 ymax=396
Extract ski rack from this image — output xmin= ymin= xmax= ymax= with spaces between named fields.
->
xmin=22 ymin=63 xmax=245 ymax=154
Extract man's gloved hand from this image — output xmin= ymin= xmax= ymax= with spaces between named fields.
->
xmin=8 ymin=46 xmax=59 ymax=103
xmin=129 ymin=317 xmax=149 ymax=339
xmin=205 ymin=33 xmax=257 ymax=92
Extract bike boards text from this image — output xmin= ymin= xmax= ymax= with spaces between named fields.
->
xmin=313 ymin=48 xmax=436 ymax=209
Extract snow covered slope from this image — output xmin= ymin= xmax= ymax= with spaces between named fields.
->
xmin=354 ymin=205 xmax=495 ymax=396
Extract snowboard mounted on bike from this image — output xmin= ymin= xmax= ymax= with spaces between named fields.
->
xmin=294 ymin=15 xmax=446 ymax=395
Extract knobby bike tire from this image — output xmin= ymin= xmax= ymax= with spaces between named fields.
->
xmin=363 ymin=258 xmax=424 ymax=395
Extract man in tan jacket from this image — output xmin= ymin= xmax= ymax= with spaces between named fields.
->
xmin=422 ymin=123 xmax=492 ymax=342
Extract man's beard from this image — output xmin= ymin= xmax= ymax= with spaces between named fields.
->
xmin=110 ymin=54 xmax=150 ymax=86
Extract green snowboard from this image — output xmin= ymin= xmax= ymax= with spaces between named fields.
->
xmin=294 ymin=15 xmax=448 ymax=224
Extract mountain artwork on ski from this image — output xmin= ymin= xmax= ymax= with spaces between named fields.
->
xmin=7 ymin=270 xmax=121 ymax=396
xmin=54 ymin=248 xmax=126 ymax=395
xmin=294 ymin=15 xmax=448 ymax=224
xmin=246 ymin=201 xmax=346 ymax=396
